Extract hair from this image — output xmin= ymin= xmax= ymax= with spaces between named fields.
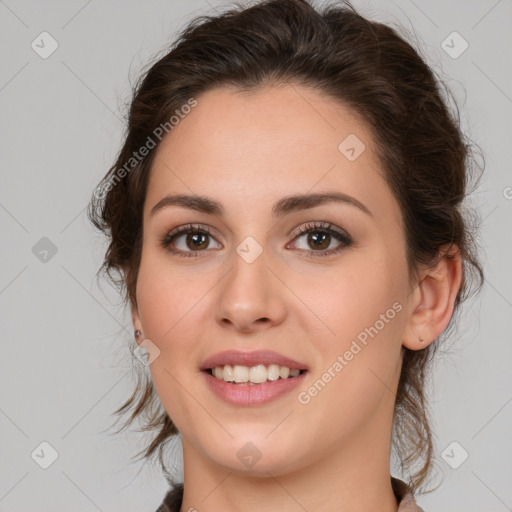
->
xmin=88 ymin=0 xmax=484 ymax=496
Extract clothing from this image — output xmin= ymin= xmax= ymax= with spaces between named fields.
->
xmin=391 ymin=477 xmax=426 ymax=512
xmin=155 ymin=476 xmax=425 ymax=511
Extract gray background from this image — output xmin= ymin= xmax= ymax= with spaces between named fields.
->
xmin=0 ymin=0 xmax=510 ymax=510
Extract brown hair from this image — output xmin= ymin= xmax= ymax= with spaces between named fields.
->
xmin=88 ymin=0 xmax=484 ymax=495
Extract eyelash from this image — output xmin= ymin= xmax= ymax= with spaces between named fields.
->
xmin=158 ymin=221 xmax=352 ymax=259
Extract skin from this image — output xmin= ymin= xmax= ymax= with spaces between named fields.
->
xmin=131 ymin=83 xmax=462 ymax=512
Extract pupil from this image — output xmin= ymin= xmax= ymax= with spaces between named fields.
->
xmin=188 ymin=233 xmax=208 ymax=250
xmin=309 ymin=232 xmax=329 ymax=250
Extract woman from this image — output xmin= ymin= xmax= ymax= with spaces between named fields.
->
xmin=88 ymin=0 xmax=484 ymax=510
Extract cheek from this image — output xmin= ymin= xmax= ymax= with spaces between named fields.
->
xmin=134 ymin=246 xmax=224 ymax=345
xmin=291 ymin=251 xmax=406 ymax=424
xmin=135 ymin=257 xmax=212 ymax=430
xmin=135 ymin=247 xmax=212 ymax=340
xmin=292 ymin=251 xmax=405 ymax=349
xmin=134 ymin=254 xmax=204 ymax=403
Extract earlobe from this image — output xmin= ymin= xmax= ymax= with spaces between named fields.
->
xmin=403 ymin=245 xmax=463 ymax=351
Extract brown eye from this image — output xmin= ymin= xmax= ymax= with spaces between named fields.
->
xmin=288 ymin=221 xmax=352 ymax=257
xmin=184 ymin=232 xmax=209 ymax=251
xmin=306 ymin=231 xmax=331 ymax=250
xmin=159 ymin=224 xmax=222 ymax=257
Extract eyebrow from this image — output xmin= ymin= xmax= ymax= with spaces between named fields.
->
xmin=150 ymin=192 xmax=373 ymax=218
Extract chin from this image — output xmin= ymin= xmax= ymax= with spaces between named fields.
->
xmin=203 ymin=435 xmax=303 ymax=476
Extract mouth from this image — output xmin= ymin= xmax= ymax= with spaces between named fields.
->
xmin=204 ymin=364 xmax=307 ymax=385
xmin=200 ymin=350 xmax=309 ymax=406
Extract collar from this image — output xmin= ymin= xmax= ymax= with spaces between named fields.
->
xmin=156 ymin=477 xmax=425 ymax=511
xmin=391 ymin=477 xmax=426 ymax=512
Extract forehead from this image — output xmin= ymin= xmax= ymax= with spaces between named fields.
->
xmin=145 ymin=84 xmax=399 ymax=225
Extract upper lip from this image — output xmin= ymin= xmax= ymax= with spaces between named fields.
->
xmin=200 ymin=350 xmax=309 ymax=371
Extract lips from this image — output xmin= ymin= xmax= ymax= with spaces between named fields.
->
xmin=199 ymin=349 xmax=309 ymax=372
xmin=203 ymin=369 xmax=307 ymax=406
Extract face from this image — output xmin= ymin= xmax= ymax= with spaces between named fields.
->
xmin=132 ymin=84 xmax=415 ymax=476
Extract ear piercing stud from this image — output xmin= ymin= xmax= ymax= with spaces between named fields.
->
xmin=134 ymin=329 xmax=142 ymax=339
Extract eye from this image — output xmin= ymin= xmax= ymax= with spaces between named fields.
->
xmin=287 ymin=221 xmax=352 ymax=258
xmin=158 ymin=223 xmax=222 ymax=258
xmin=159 ymin=221 xmax=352 ymax=259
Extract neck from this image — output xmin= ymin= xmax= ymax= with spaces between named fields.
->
xmin=179 ymin=401 xmax=399 ymax=512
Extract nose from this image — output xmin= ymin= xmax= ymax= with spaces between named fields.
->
xmin=214 ymin=247 xmax=287 ymax=334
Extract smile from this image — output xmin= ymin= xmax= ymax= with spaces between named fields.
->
xmin=207 ymin=364 xmax=305 ymax=384
xmin=202 ymin=367 xmax=308 ymax=406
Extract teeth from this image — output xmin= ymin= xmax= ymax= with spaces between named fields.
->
xmin=213 ymin=366 xmax=224 ymax=379
xmin=267 ymin=364 xmax=280 ymax=381
xmin=210 ymin=364 xmax=304 ymax=384
xmin=249 ymin=364 xmax=267 ymax=384
xmin=233 ymin=365 xmax=249 ymax=383
xmin=223 ymin=365 xmax=234 ymax=382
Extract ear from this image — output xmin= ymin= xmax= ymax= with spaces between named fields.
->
xmin=403 ymin=245 xmax=463 ymax=351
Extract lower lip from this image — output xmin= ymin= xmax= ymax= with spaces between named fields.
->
xmin=202 ymin=370 xmax=307 ymax=406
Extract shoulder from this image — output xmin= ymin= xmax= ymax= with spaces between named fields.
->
xmin=392 ymin=477 xmax=426 ymax=512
